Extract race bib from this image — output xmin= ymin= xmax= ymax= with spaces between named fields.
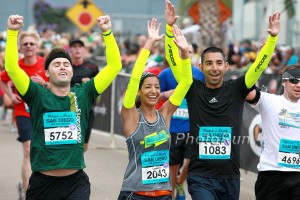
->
xmin=43 ymin=112 xmax=78 ymax=145
xmin=141 ymin=150 xmax=169 ymax=184
xmin=199 ymin=126 xmax=232 ymax=159
xmin=172 ymin=98 xmax=188 ymax=120
xmin=278 ymin=138 xmax=300 ymax=168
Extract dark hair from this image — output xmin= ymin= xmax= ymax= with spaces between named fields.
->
xmin=192 ymin=43 xmax=198 ymax=52
xmin=139 ymin=72 xmax=158 ymax=89
xmin=135 ymin=72 xmax=159 ymax=108
xmin=201 ymin=47 xmax=226 ymax=64
xmin=282 ymin=64 xmax=300 ymax=74
xmin=44 ymin=48 xmax=72 ymax=70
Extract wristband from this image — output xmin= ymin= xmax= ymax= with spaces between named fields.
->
xmin=165 ymin=32 xmax=174 ymax=38
xmin=102 ymin=30 xmax=112 ymax=36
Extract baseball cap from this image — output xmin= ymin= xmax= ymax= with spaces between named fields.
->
xmin=69 ymin=39 xmax=85 ymax=47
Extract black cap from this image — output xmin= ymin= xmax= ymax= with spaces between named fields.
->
xmin=69 ymin=39 xmax=84 ymax=47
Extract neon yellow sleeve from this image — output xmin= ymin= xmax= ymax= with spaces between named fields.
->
xmin=94 ymin=30 xmax=122 ymax=94
xmin=123 ymin=49 xmax=150 ymax=109
xmin=245 ymin=35 xmax=278 ymax=88
xmin=169 ymin=58 xmax=193 ymax=106
xmin=5 ymin=29 xmax=30 ymax=95
xmin=165 ymin=24 xmax=182 ymax=82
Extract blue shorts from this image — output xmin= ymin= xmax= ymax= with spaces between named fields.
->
xmin=16 ymin=116 xmax=32 ymax=143
xmin=187 ymin=174 xmax=240 ymax=200
xmin=118 ymin=191 xmax=171 ymax=200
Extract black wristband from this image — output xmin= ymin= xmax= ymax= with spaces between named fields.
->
xmin=165 ymin=32 xmax=174 ymax=38
xmin=246 ymin=86 xmax=261 ymax=104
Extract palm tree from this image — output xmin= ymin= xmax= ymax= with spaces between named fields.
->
xmin=283 ymin=0 xmax=296 ymax=18
xmin=178 ymin=0 xmax=232 ymax=47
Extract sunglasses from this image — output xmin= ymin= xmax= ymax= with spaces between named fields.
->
xmin=282 ymin=78 xmax=300 ymax=84
xmin=22 ymin=42 xmax=36 ymax=47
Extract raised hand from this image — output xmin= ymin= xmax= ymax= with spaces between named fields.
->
xmin=172 ymin=25 xmax=189 ymax=59
xmin=165 ymin=0 xmax=179 ymax=26
xmin=97 ymin=15 xmax=111 ymax=32
xmin=147 ymin=18 xmax=165 ymax=42
xmin=268 ymin=11 xmax=280 ymax=37
xmin=172 ymin=25 xmax=188 ymax=50
xmin=144 ymin=18 xmax=165 ymax=51
xmin=7 ymin=15 xmax=23 ymax=31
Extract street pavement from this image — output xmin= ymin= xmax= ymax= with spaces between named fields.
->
xmin=0 ymin=118 xmax=256 ymax=200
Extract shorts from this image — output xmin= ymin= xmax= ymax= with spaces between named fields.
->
xmin=84 ymin=108 xmax=95 ymax=143
xmin=16 ymin=116 xmax=32 ymax=143
xmin=255 ymin=171 xmax=300 ymax=200
xmin=187 ymin=174 xmax=240 ymax=200
xmin=170 ymin=132 xmax=190 ymax=165
xmin=118 ymin=191 xmax=171 ymax=200
xmin=26 ymin=169 xmax=90 ymax=200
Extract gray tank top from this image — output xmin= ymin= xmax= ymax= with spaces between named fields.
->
xmin=121 ymin=109 xmax=171 ymax=192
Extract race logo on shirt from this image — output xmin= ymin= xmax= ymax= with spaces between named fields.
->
xmin=279 ymin=108 xmax=300 ymax=129
xmin=140 ymin=130 xmax=169 ymax=148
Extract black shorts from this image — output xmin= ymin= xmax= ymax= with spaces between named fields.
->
xmin=16 ymin=116 xmax=32 ymax=143
xmin=255 ymin=171 xmax=300 ymax=200
xmin=26 ymin=169 xmax=90 ymax=200
xmin=169 ymin=132 xmax=190 ymax=165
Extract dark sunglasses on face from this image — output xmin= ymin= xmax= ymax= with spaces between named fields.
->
xmin=22 ymin=42 xmax=36 ymax=47
xmin=283 ymin=78 xmax=300 ymax=84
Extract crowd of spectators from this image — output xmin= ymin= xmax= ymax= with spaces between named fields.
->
xmin=0 ymin=24 xmax=299 ymax=76
xmin=0 ymin=23 xmax=299 ymax=114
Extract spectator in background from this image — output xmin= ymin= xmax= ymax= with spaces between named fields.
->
xmin=266 ymin=53 xmax=283 ymax=74
xmin=145 ymin=40 xmax=166 ymax=76
xmin=69 ymin=38 xmax=99 ymax=152
xmin=38 ymin=27 xmax=54 ymax=57
xmin=1 ymin=30 xmax=49 ymax=200
xmin=283 ymin=47 xmax=298 ymax=68
xmin=227 ymin=41 xmax=242 ymax=69
xmin=137 ymin=34 xmax=147 ymax=53
xmin=122 ymin=40 xmax=139 ymax=73
xmin=240 ymin=51 xmax=256 ymax=74
xmin=191 ymin=43 xmax=200 ymax=67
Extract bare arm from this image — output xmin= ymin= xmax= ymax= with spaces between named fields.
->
xmin=122 ymin=18 xmax=165 ymax=137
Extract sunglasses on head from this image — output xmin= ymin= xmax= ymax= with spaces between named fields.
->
xmin=22 ymin=42 xmax=36 ymax=47
xmin=282 ymin=78 xmax=300 ymax=84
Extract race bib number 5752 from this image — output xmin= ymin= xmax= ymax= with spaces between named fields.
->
xmin=43 ymin=112 xmax=78 ymax=145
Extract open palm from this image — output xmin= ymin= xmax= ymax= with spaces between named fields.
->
xmin=268 ymin=12 xmax=280 ymax=37
xmin=147 ymin=18 xmax=164 ymax=41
